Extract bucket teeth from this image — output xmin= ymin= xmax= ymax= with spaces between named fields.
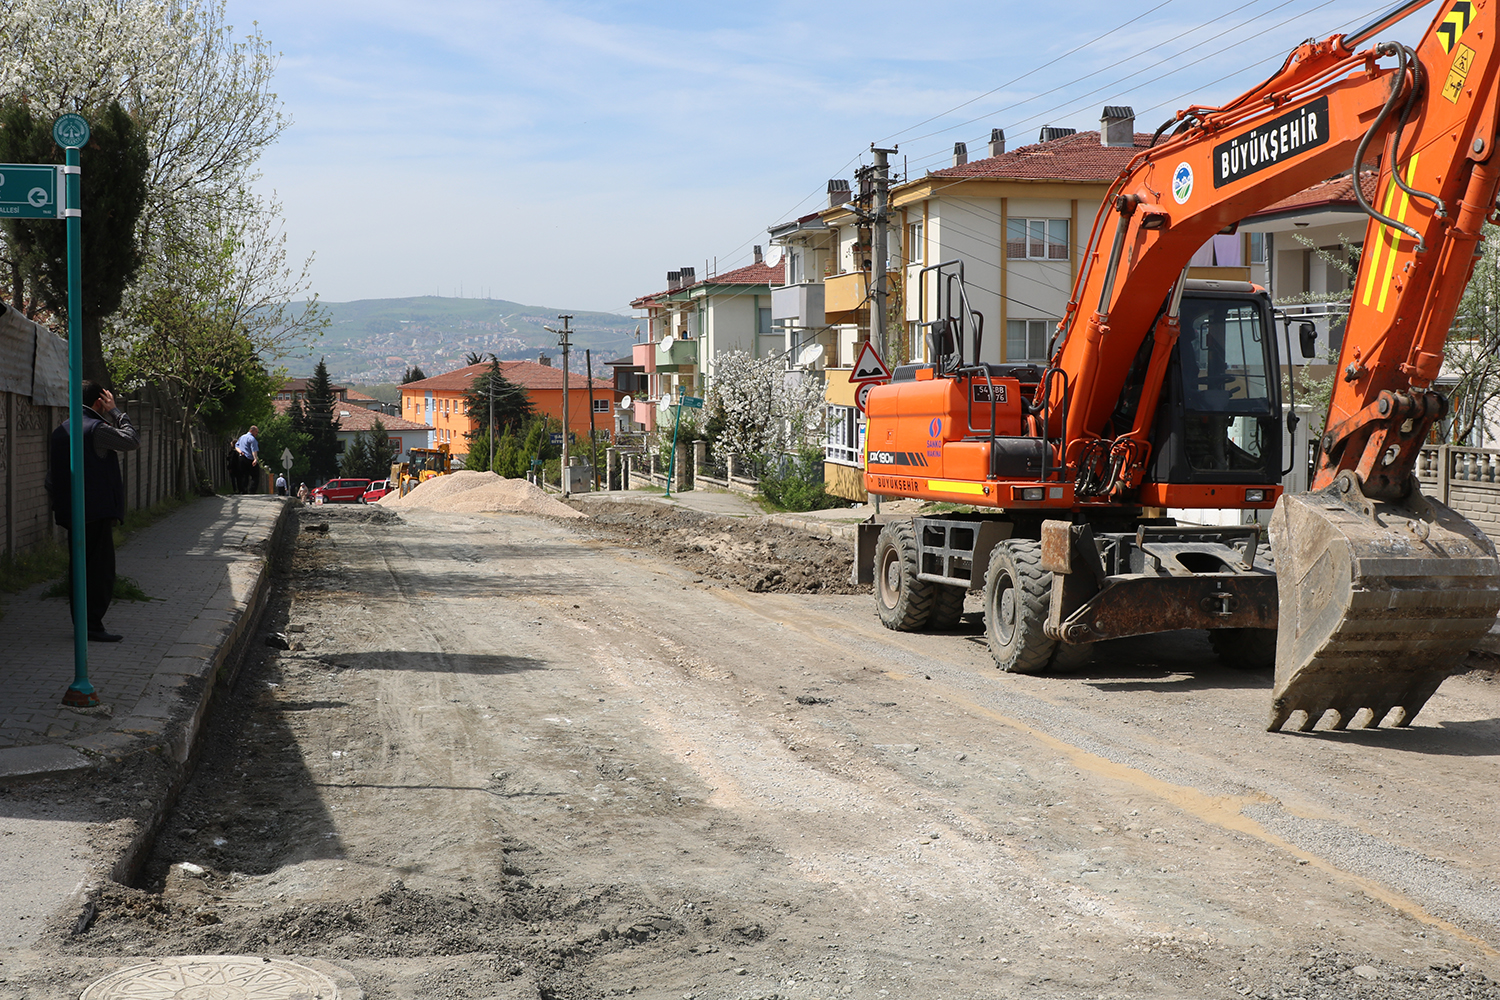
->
xmin=1267 ymin=484 xmax=1500 ymax=734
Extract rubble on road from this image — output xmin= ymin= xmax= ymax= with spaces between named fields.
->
xmin=381 ymin=470 xmax=584 ymax=518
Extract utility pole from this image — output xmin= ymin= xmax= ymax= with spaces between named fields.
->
xmin=546 ymin=315 xmax=574 ymax=495
xmin=585 ymin=348 xmax=598 ymax=490
xmin=871 ymin=145 xmax=896 ymax=359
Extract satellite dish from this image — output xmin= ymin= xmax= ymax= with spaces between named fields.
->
xmin=660 ymin=334 xmax=676 ymax=352
xmin=620 ymin=394 xmax=633 ymax=412
xmin=763 ymin=245 xmax=784 ymax=268
xmin=658 ymin=393 xmax=674 ymax=414
xmin=796 ymin=343 xmax=825 ymax=368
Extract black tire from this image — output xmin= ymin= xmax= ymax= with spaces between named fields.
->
xmin=1209 ymin=627 xmax=1277 ymax=671
xmin=928 ymin=584 xmax=968 ymax=630
xmin=875 ymin=521 xmax=934 ymax=631
xmin=1049 ymin=641 xmax=1093 ymax=673
xmin=983 ymin=539 xmax=1056 ymax=674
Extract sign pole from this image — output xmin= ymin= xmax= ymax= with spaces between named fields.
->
xmin=665 ymin=396 xmax=684 ymax=498
xmin=58 ymin=118 xmax=95 ymax=707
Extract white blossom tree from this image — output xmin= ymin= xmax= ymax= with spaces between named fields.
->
xmin=706 ymin=350 xmax=826 ymax=460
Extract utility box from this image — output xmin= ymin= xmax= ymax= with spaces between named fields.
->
xmin=564 ymin=464 xmax=592 ymax=493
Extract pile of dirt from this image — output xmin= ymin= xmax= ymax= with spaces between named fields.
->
xmin=570 ymin=500 xmax=867 ymax=594
xmin=382 ymin=471 xmax=583 ymax=518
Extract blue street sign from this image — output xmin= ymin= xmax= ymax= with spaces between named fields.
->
xmin=550 ymin=432 xmax=564 ymax=445
xmin=0 ymin=164 xmax=60 ymax=219
xmin=53 ymin=114 xmax=90 ymax=148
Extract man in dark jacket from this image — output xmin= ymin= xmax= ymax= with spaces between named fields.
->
xmin=47 ymin=381 xmax=140 ymax=642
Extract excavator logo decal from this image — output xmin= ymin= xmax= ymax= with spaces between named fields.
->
xmin=1437 ymin=0 xmax=1473 ymax=53
xmin=1172 ymin=162 xmax=1193 ymax=204
xmin=869 ymin=450 xmax=929 ymax=468
xmin=1213 ymin=97 xmax=1329 ymax=187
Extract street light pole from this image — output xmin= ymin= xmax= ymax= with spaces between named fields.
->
xmin=546 ymin=315 xmax=574 ymax=495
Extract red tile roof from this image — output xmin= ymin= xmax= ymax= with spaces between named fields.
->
xmin=399 ymin=361 xmax=614 ymax=394
xmin=924 ymin=130 xmax=1153 ymax=183
xmin=632 ymin=260 xmax=785 ymax=307
xmin=272 ymin=398 xmax=431 ymax=432
xmin=1247 ymin=170 xmax=1377 ymax=217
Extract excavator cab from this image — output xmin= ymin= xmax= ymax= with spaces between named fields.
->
xmin=1149 ymin=285 xmax=1282 ymax=488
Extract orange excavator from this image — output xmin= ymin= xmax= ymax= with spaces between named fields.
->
xmin=860 ymin=0 xmax=1500 ymax=732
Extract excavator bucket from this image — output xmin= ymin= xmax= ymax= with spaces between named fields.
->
xmin=1266 ymin=479 xmax=1500 ymax=733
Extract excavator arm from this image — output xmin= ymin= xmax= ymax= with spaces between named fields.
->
xmin=1052 ymin=0 xmax=1500 ymax=730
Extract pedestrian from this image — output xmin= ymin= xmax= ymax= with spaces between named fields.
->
xmin=297 ymin=482 xmax=309 ymax=503
xmin=234 ymin=425 xmax=260 ymax=493
xmin=46 ymin=380 xmax=140 ymax=643
xmin=275 ymin=473 xmax=288 ymax=496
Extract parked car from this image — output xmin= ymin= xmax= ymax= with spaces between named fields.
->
xmin=362 ymin=479 xmax=393 ymax=503
xmin=310 ymin=478 xmax=371 ymax=504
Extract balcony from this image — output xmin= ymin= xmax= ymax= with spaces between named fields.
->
xmin=631 ymin=341 xmax=656 ymax=374
xmin=772 ymin=281 xmax=825 ymax=328
xmin=656 ymin=337 xmax=698 ymax=371
xmin=823 ymin=271 xmax=868 ymax=323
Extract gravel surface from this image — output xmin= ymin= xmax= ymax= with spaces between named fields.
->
xmin=7 ymin=502 xmax=1496 ymax=1000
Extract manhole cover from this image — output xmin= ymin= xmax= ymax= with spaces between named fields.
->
xmin=81 ymin=956 xmax=343 ymax=999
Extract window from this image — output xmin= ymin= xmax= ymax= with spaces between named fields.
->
xmin=907 ymin=221 xmax=923 ymax=264
xmin=758 ymin=307 xmax=773 ymax=335
xmin=593 ymin=398 xmax=611 ymax=413
xmin=1006 ymin=319 xmax=1056 ymax=362
xmin=1177 ymin=298 xmax=1274 ymax=472
xmin=1006 ymin=218 xmax=1069 ymax=260
xmin=908 ymin=321 xmax=923 ymax=364
xmin=1248 ymin=231 xmax=1266 ymax=265
xmin=826 ymin=405 xmax=861 ymax=466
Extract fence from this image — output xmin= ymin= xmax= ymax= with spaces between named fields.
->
xmin=1418 ymin=444 xmax=1500 ymax=540
xmin=1 ymin=308 xmax=230 ymax=561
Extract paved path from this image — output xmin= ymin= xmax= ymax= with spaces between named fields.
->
xmin=0 ymin=494 xmax=288 ymax=956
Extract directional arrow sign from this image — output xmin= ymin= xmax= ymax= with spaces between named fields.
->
xmin=281 ymin=448 xmax=294 ymax=472
xmin=0 ymin=164 xmax=60 ymax=219
xmin=849 ymin=341 xmax=892 ymax=383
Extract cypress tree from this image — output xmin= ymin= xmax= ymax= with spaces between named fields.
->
xmin=304 ymin=358 xmax=342 ymax=481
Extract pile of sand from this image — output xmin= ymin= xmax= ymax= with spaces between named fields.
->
xmin=380 ymin=470 xmax=584 ymax=518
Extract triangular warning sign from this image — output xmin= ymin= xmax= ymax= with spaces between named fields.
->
xmin=849 ymin=341 xmax=892 ymax=383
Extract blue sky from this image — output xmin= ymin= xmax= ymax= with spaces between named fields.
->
xmin=242 ymin=0 xmax=1427 ymax=314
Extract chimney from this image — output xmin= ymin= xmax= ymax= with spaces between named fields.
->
xmin=1101 ymin=105 xmax=1136 ymax=147
xmin=989 ymin=128 xmax=1005 ymax=157
xmin=538 ymin=352 xmax=551 ymax=367
xmin=827 ymin=178 xmax=850 ymax=209
xmin=753 ymin=244 xmax=763 ymax=264
xmin=952 ymin=141 xmax=968 ymax=167
xmin=1039 ymin=126 xmax=1077 ymax=143
xmin=679 ymin=266 xmax=696 ymax=286
xmin=667 ymin=270 xmax=681 ymax=291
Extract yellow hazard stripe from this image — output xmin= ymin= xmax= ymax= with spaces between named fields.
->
xmin=926 ymin=479 xmax=989 ymax=496
xmin=1361 ymin=155 xmax=1420 ymax=313
xmin=1437 ymin=0 xmax=1473 ymax=53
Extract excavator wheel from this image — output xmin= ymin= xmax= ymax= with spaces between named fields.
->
xmin=875 ymin=521 xmax=935 ymax=632
xmin=1267 ymin=477 xmax=1500 ymax=732
xmin=1208 ymin=628 xmax=1277 ymax=671
xmin=929 ymin=584 xmax=968 ymax=631
xmin=983 ymin=539 xmax=1056 ymax=673
xmin=1049 ymin=641 xmax=1094 ymax=674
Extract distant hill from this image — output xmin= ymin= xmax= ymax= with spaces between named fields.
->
xmin=281 ymin=296 xmax=639 ymax=383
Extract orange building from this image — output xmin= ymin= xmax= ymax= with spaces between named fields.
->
xmin=398 ymin=357 xmax=619 ymax=459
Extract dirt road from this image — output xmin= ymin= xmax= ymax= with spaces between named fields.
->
xmin=18 ymin=502 xmax=1500 ymax=999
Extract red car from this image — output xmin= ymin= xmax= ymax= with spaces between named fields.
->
xmin=310 ymin=478 xmax=370 ymax=504
xmin=362 ymin=479 xmax=394 ymax=503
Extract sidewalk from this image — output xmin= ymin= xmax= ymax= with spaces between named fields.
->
xmin=0 ymin=495 xmax=290 ymax=956
xmin=0 ymin=495 xmax=291 ymax=772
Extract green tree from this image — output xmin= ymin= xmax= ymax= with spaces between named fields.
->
xmin=340 ymin=433 xmax=371 ymax=479
xmin=0 ymin=99 xmax=148 ymax=385
xmin=366 ymin=418 xmax=397 ymax=479
xmin=462 ymin=360 xmax=532 ymax=457
xmin=402 ymin=365 xmax=427 ymax=384
xmin=303 ymin=359 xmax=341 ymax=482
xmin=1445 ymin=221 xmax=1500 ymax=444
xmin=258 ymin=412 xmax=310 ymax=488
